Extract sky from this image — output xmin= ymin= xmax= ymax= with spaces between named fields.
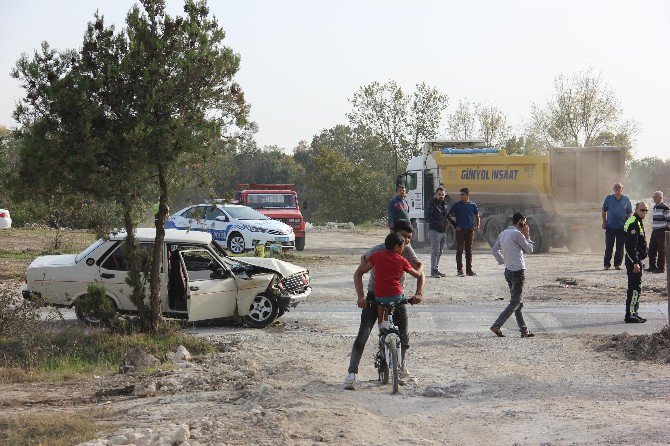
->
xmin=1 ymin=0 xmax=669 ymax=159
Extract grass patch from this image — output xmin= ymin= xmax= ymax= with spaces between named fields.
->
xmin=0 ymin=411 xmax=105 ymax=446
xmin=0 ymin=325 xmax=217 ymax=383
xmin=0 ymin=248 xmax=43 ymax=260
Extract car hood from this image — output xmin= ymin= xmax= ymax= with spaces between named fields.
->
xmin=29 ymin=254 xmax=78 ymax=268
xmin=255 ymin=209 xmax=300 ymax=218
xmin=237 ymin=219 xmax=292 ymax=232
xmin=235 ymin=256 xmax=306 ymax=277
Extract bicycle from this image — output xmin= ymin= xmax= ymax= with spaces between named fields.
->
xmin=374 ymin=297 xmax=411 ymax=394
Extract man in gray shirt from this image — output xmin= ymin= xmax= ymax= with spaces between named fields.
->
xmin=490 ymin=212 xmax=535 ymax=338
xmin=344 ymin=220 xmax=424 ymax=390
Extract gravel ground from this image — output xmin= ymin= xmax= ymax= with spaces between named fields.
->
xmin=2 ymin=226 xmax=670 ymax=445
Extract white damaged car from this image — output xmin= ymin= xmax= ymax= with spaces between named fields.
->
xmin=22 ymin=228 xmax=311 ymax=328
xmin=166 ymin=203 xmax=295 ymax=254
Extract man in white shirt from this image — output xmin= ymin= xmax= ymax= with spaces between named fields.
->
xmin=490 ymin=212 xmax=535 ymax=338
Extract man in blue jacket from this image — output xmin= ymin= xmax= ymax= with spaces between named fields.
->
xmin=447 ymin=187 xmax=480 ymax=276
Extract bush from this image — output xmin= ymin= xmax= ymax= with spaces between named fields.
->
xmin=1 ymin=284 xmax=216 ymax=382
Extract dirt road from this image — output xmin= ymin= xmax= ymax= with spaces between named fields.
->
xmin=2 ymin=226 xmax=670 ymax=445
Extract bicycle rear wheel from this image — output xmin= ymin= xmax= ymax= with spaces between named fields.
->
xmin=390 ymin=344 xmax=399 ymax=394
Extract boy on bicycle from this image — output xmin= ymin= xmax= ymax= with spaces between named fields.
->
xmin=365 ymin=232 xmax=423 ymax=331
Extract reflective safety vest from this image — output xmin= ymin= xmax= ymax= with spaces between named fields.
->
xmin=624 ymin=215 xmax=644 ymax=235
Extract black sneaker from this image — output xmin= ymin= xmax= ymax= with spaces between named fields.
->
xmin=652 ymin=269 xmax=665 ymax=274
xmin=624 ymin=317 xmax=644 ymax=323
xmin=430 ymin=270 xmax=442 ymax=278
xmin=614 ymin=265 xmax=622 ymax=270
xmin=437 ymin=271 xmax=447 ymax=277
xmin=645 ymin=267 xmax=657 ymax=273
xmin=466 ymin=270 xmax=477 ymax=276
xmin=520 ymin=331 xmax=535 ymax=338
xmin=633 ymin=314 xmax=647 ymax=322
xmin=457 ymin=271 xmax=465 ymax=277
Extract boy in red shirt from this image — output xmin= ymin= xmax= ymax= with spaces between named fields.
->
xmin=365 ymin=232 xmax=423 ymax=330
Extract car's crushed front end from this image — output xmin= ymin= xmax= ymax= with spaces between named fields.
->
xmin=227 ymin=256 xmax=311 ymax=308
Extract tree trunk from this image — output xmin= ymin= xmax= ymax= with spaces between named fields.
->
xmin=123 ymin=202 xmax=150 ymax=331
xmin=149 ymin=164 xmax=169 ymax=333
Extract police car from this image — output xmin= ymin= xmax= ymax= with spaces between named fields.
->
xmin=166 ymin=203 xmax=295 ymax=254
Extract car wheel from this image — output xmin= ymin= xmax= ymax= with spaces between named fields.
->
xmin=243 ymin=293 xmax=279 ymax=328
xmin=227 ymin=232 xmax=246 ymax=254
xmin=75 ymin=296 xmax=116 ymax=326
xmin=295 ymin=236 xmax=305 ymax=251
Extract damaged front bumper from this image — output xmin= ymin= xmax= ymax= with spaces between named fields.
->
xmin=279 ymin=286 xmax=312 ymax=308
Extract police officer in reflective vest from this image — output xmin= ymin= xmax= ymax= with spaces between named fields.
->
xmin=623 ymin=202 xmax=650 ymax=323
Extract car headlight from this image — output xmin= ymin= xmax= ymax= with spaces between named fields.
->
xmin=249 ymin=226 xmax=263 ymax=232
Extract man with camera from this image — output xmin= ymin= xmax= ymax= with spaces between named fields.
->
xmin=489 ymin=213 xmax=535 ymax=338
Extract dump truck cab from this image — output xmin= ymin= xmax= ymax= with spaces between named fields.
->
xmin=235 ymin=183 xmax=306 ymax=251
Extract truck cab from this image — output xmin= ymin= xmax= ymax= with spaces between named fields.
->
xmin=235 ymin=183 xmax=307 ymax=251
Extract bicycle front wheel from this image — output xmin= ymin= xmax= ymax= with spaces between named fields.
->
xmin=378 ymin=350 xmax=389 ymax=384
xmin=390 ymin=344 xmax=399 ymax=394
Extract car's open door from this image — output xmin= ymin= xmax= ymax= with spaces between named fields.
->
xmin=179 ymin=249 xmax=238 ymax=322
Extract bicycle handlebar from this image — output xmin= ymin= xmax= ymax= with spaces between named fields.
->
xmin=376 ymin=297 xmax=414 ymax=307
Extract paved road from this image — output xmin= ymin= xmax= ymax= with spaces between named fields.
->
xmin=189 ymin=301 xmax=669 ymax=336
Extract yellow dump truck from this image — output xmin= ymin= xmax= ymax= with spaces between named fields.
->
xmin=399 ymin=140 xmax=625 ymax=253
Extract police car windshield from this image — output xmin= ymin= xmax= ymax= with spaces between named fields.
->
xmin=224 ymin=206 xmax=269 ymax=220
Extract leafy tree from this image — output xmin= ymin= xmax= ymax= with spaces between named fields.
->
xmin=626 ymin=156 xmax=670 ymax=199
xmin=501 ymin=135 xmax=544 ymax=156
xmin=12 ymin=0 xmax=248 ymax=332
xmin=475 ymin=103 xmax=512 ymax=147
xmin=407 ymin=82 xmax=449 ymax=154
xmin=529 ymin=68 xmax=636 ymax=150
xmin=447 ymin=99 xmax=477 ymax=140
xmin=306 ymin=148 xmax=388 ymax=224
xmin=347 ymin=81 xmax=447 ymax=176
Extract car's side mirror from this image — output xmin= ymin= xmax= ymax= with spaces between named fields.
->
xmin=215 ymin=215 xmax=228 ymax=222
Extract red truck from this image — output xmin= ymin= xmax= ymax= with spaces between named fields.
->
xmin=234 ymin=183 xmax=306 ymax=251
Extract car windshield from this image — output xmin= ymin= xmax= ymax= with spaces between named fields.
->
xmin=75 ymin=239 xmax=105 ymax=263
xmin=224 ymin=206 xmax=269 ymax=220
xmin=246 ymin=193 xmax=297 ymax=209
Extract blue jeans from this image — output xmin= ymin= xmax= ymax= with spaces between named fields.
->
xmin=604 ymin=227 xmax=626 ymax=267
xmin=492 ymin=269 xmax=527 ymax=332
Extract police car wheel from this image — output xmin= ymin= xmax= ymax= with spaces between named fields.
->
xmin=227 ymin=232 xmax=246 ymax=254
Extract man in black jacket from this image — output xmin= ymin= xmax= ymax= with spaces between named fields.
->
xmin=624 ymin=202 xmax=649 ymax=323
xmin=426 ymin=187 xmax=449 ymax=278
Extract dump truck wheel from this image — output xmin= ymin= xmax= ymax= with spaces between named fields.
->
xmin=295 ymin=236 xmax=305 ymax=251
xmin=484 ymin=218 xmax=504 ymax=248
xmin=527 ymin=218 xmax=550 ymax=253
